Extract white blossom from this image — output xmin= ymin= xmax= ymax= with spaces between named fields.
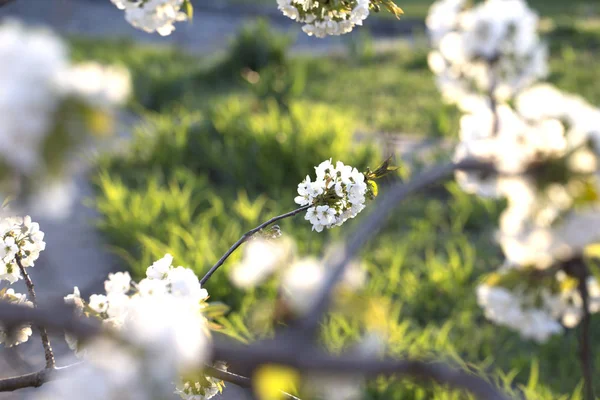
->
xmin=53 ymin=255 xmax=213 ymax=399
xmin=146 ymin=253 xmax=174 ymax=279
xmin=105 ymin=271 xmax=132 ymax=295
xmin=279 ymin=0 xmax=373 ymax=38
xmin=0 ymin=215 xmax=45 ymax=283
xmin=167 ymin=266 xmax=209 ymax=302
xmin=114 ymin=0 xmax=189 ymax=36
xmin=88 ymin=294 xmax=109 ymax=314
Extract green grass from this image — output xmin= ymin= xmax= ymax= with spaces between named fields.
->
xmin=70 ymin=19 xmax=600 ymax=136
xmin=73 ymin=17 xmax=600 ymax=400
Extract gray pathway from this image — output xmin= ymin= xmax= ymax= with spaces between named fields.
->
xmin=0 ymin=0 xmax=408 ymax=55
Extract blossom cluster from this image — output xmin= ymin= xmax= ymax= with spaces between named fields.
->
xmin=0 ymin=216 xmax=46 ymax=283
xmin=426 ymin=0 xmax=547 ymax=105
xmin=110 ymin=0 xmax=189 ymax=36
xmin=295 ymin=159 xmax=370 ymax=232
xmin=426 ymin=0 xmax=600 ymax=341
xmin=175 ymin=363 xmax=227 ymax=400
xmin=0 ymin=215 xmax=43 ymax=348
xmin=0 ymin=20 xmax=130 ymax=218
xmin=41 ymin=254 xmax=224 ymax=400
xmin=277 ymin=0 xmax=371 ymax=38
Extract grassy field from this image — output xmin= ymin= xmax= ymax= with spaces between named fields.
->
xmin=70 ymin=19 xmax=600 ymax=136
xmin=72 ymin=15 xmax=600 ymax=400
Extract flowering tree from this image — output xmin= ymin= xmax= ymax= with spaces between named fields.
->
xmin=0 ymin=0 xmax=598 ymax=399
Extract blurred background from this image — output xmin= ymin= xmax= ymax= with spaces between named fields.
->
xmin=1 ymin=0 xmax=600 ymax=398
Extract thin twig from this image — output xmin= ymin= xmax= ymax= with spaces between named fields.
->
xmin=0 ymin=363 xmax=80 ymax=392
xmin=16 ymin=256 xmax=55 ymax=369
xmin=299 ymin=162 xmax=459 ymax=333
xmin=577 ymin=262 xmax=595 ymax=400
xmin=200 ymin=205 xmax=311 ymax=285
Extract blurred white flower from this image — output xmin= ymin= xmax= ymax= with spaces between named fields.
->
xmin=0 ymin=288 xmax=33 ymax=347
xmin=0 ymin=20 xmax=68 ymax=175
xmin=281 ymin=257 xmax=366 ymax=314
xmin=477 ymin=284 xmax=562 ymax=343
xmin=56 ymin=62 xmax=131 ymax=107
xmin=427 ymin=0 xmax=546 ymax=105
xmin=282 ymin=258 xmax=325 ymax=314
xmin=229 ymin=237 xmax=295 ymax=289
xmin=0 ymin=21 xmax=131 ymax=219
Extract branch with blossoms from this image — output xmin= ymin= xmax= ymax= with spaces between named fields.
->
xmin=0 ymin=158 xmax=511 ymax=400
xmin=105 ymin=0 xmax=404 ymax=38
xmin=427 ymin=0 xmax=600 ymax=398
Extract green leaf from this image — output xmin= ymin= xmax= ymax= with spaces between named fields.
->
xmin=203 ymin=302 xmax=231 ymax=319
xmin=368 ymin=180 xmax=379 ymax=197
xmin=183 ymin=0 xmax=193 ymax=20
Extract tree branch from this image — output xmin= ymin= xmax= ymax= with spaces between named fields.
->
xmin=0 ymin=0 xmax=15 ymax=7
xmin=16 ymin=256 xmax=55 ymax=369
xmin=0 ymin=363 xmax=80 ymax=392
xmin=200 ymin=205 xmax=311 ymax=285
xmin=0 ymin=302 xmax=509 ymax=398
xmin=298 ymin=162 xmax=460 ymax=333
xmin=0 ymin=302 xmax=100 ymax=339
xmin=211 ymin=337 xmax=510 ymax=400
xmin=577 ymin=263 xmax=595 ymax=400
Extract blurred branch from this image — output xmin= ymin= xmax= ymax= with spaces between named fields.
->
xmin=200 ymin=204 xmax=311 ymax=285
xmin=576 ymin=262 xmax=595 ymax=400
xmin=0 ymin=160 xmax=503 ymax=398
xmin=0 ymin=363 xmax=80 ymax=392
xmin=0 ymin=302 xmax=100 ymax=339
xmin=0 ymin=298 xmax=509 ymax=398
xmin=299 ymin=160 xmax=489 ymax=333
xmin=16 ymin=256 xmax=55 ymax=369
xmin=211 ymin=337 xmax=511 ymax=400
xmin=0 ymin=0 xmax=15 ymax=7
